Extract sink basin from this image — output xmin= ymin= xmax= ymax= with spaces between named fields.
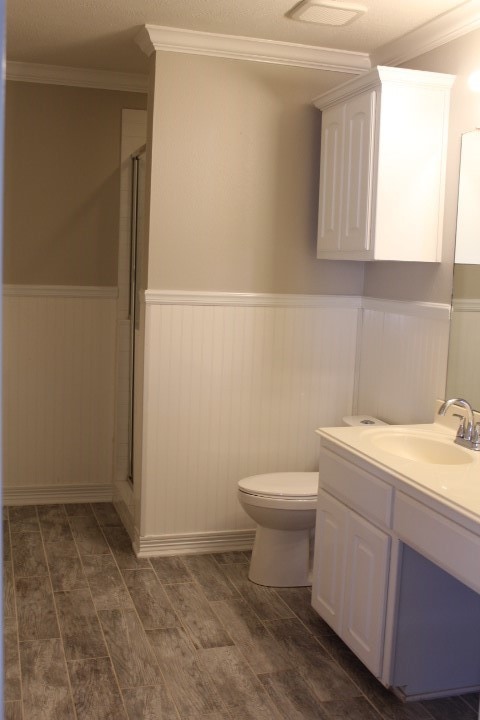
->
xmin=370 ymin=431 xmax=474 ymax=465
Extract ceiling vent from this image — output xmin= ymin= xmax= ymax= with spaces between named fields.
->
xmin=288 ymin=0 xmax=367 ymax=26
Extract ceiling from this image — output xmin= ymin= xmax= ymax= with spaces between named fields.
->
xmin=6 ymin=0 xmax=480 ymax=76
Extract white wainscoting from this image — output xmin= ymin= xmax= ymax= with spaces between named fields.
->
xmin=3 ymin=286 xmax=117 ymax=505
xmin=356 ymin=298 xmax=451 ymax=425
xmin=136 ymin=292 xmax=361 ymax=554
xmin=446 ymin=299 xmax=480 ymax=406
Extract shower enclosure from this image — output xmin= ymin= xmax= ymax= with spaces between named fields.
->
xmin=127 ymin=147 xmax=146 ymax=483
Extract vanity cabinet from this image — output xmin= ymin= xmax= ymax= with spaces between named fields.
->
xmin=312 ymin=448 xmax=392 ymax=676
xmin=313 ymin=489 xmax=390 ymax=676
xmin=312 ymin=433 xmax=480 ymax=701
xmin=313 ymin=66 xmax=454 ymax=261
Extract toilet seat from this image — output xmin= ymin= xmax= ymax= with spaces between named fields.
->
xmin=238 ymin=472 xmax=318 ymax=499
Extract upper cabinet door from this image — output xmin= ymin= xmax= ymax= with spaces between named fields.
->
xmin=341 ymin=91 xmax=375 ymax=253
xmin=313 ymin=66 xmax=454 ymax=262
xmin=317 ymin=104 xmax=344 ymax=252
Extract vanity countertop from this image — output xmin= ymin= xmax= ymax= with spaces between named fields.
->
xmin=316 ymin=422 xmax=480 ymax=536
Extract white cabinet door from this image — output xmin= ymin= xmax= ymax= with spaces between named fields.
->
xmin=312 ymin=490 xmax=347 ymax=634
xmin=340 ymin=91 xmax=375 ymax=253
xmin=342 ymin=510 xmax=390 ymax=676
xmin=317 ymin=104 xmax=344 ymax=252
xmin=312 ymin=489 xmax=390 ymax=677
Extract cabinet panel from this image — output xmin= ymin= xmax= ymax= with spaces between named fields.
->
xmin=341 ymin=91 xmax=375 ymax=253
xmin=343 ymin=511 xmax=390 ymax=676
xmin=312 ymin=490 xmax=347 ymax=634
xmin=317 ymin=104 xmax=344 ymax=252
xmin=320 ymin=448 xmax=392 ymax=528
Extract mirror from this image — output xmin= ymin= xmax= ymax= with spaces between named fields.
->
xmin=446 ymin=129 xmax=480 ymax=409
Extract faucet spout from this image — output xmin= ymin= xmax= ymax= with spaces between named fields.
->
xmin=438 ymin=398 xmax=477 ymax=448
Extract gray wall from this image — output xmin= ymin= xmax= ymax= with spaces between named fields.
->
xmin=145 ymin=52 xmax=364 ymax=295
xmin=4 ymin=81 xmax=147 ymax=286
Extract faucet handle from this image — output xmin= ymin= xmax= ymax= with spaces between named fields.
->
xmin=473 ymin=422 xmax=480 ymax=448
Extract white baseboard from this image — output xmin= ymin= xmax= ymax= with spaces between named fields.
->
xmin=3 ymin=484 xmax=113 ymax=506
xmin=134 ymin=528 xmax=256 ymax=557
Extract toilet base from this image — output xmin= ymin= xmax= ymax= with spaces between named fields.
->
xmin=248 ymin=526 xmax=312 ymax=587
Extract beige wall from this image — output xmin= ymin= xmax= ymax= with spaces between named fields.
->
xmin=146 ymin=52 xmax=364 ymax=295
xmin=364 ymin=28 xmax=480 ymax=303
xmin=4 ymin=81 xmax=147 ymax=286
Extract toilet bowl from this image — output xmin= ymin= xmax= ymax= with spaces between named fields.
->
xmin=238 ymin=472 xmax=318 ymax=587
xmin=238 ymin=415 xmax=386 ymax=587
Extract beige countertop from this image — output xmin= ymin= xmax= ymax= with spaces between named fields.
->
xmin=316 ymin=421 xmax=480 ymax=536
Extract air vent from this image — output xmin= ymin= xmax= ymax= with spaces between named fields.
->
xmin=289 ymin=0 xmax=366 ymax=26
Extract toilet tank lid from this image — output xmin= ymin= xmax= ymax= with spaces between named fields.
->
xmin=238 ymin=472 xmax=318 ymax=497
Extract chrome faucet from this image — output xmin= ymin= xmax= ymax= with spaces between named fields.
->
xmin=438 ymin=398 xmax=480 ymax=450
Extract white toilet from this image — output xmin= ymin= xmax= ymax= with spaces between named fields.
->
xmin=238 ymin=415 xmax=386 ymax=587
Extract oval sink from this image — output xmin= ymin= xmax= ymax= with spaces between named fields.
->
xmin=370 ymin=432 xmax=474 ymax=465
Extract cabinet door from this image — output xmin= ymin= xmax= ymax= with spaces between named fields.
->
xmin=312 ymin=490 xmax=347 ymax=634
xmin=317 ymin=104 xmax=344 ymax=253
xmin=340 ymin=91 xmax=376 ymax=253
xmin=342 ymin=510 xmax=390 ymax=677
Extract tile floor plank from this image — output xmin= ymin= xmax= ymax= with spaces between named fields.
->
xmin=164 ymin=582 xmax=234 ymax=650
xmin=122 ymin=685 xmax=181 ymax=720
xmin=54 ymin=587 xmax=108 ymax=661
xmin=150 ymin=555 xmax=193 ymax=584
xmin=122 ymin=569 xmax=179 ymax=630
xmin=91 ymin=502 xmax=123 ymax=527
xmin=9 ymin=506 xmax=39 ymax=533
xmin=44 ymin=539 xmax=88 ymax=592
xmin=20 ymin=638 xmax=76 ymax=719
xmin=4 ymin=701 xmax=22 ymax=720
xmin=259 ymin=668 xmax=330 ymax=720
xmin=98 ymin=607 xmax=162 ymax=688
xmin=266 ymin=618 xmax=362 ymax=701
xmin=4 ymin=560 xmax=16 ymax=618
xmin=11 ymin=532 xmax=48 ymax=578
xmin=15 ymin=576 xmax=60 ymax=641
xmin=147 ymin=626 xmax=225 ymax=719
xmin=421 ymin=696 xmax=478 ymax=720
xmin=102 ymin=526 xmax=151 ymax=570
xmin=221 ymin=563 xmax=295 ymax=622
xmin=64 ymin=503 xmax=94 ymax=517
xmin=4 ymin=617 xmax=21 ymax=702
xmin=82 ymin=554 xmax=133 ymax=610
xmin=37 ymin=504 xmax=73 ymax=543
xmin=274 ymin=586 xmax=335 ymax=637
xmin=68 ymin=516 xmax=111 ymax=556
xmin=68 ymin=656 xmax=128 ymax=720
xmin=211 ymin=598 xmax=291 ymax=674
xmin=200 ymin=645 xmax=280 ymax=719
xmin=183 ymin=554 xmax=239 ymax=601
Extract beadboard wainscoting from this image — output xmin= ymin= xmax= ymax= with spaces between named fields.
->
xmin=446 ymin=299 xmax=480 ymax=405
xmin=3 ymin=285 xmax=117 ymax=505
xmin=356 ymin=298 xmax=451 ymax=425
xmin=135 ymin=291 xmax=362 ymax=555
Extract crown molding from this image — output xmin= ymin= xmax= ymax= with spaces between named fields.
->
xmin=6 ymin=61 xmax=148 ymax=93
xmin=135 ymin=24 xmax=370 ymax=73
xmin=371 ymin=0 xmax=480 ymax=67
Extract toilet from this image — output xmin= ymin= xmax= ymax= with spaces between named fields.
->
xmin=238 ymin=415 xmax=386 ymax=587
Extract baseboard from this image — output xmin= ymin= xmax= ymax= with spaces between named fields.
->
xmin=134 ymin=528 xmax=256 ymax=557
xmin=3 ymin=484 xmax=113 ymax=506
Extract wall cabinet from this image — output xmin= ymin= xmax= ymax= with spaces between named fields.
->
xmin=313 ymin=66 xmax=454 ymax=261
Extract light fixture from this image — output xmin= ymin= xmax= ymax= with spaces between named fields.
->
xmin=468 ymin=69 xmax=480 ymax=93
xmin=288 ymin=0 xmax=367 ymax=26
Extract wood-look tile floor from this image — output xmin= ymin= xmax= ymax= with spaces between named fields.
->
xmin=3 ymin=502 xmax=479 ymax=720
